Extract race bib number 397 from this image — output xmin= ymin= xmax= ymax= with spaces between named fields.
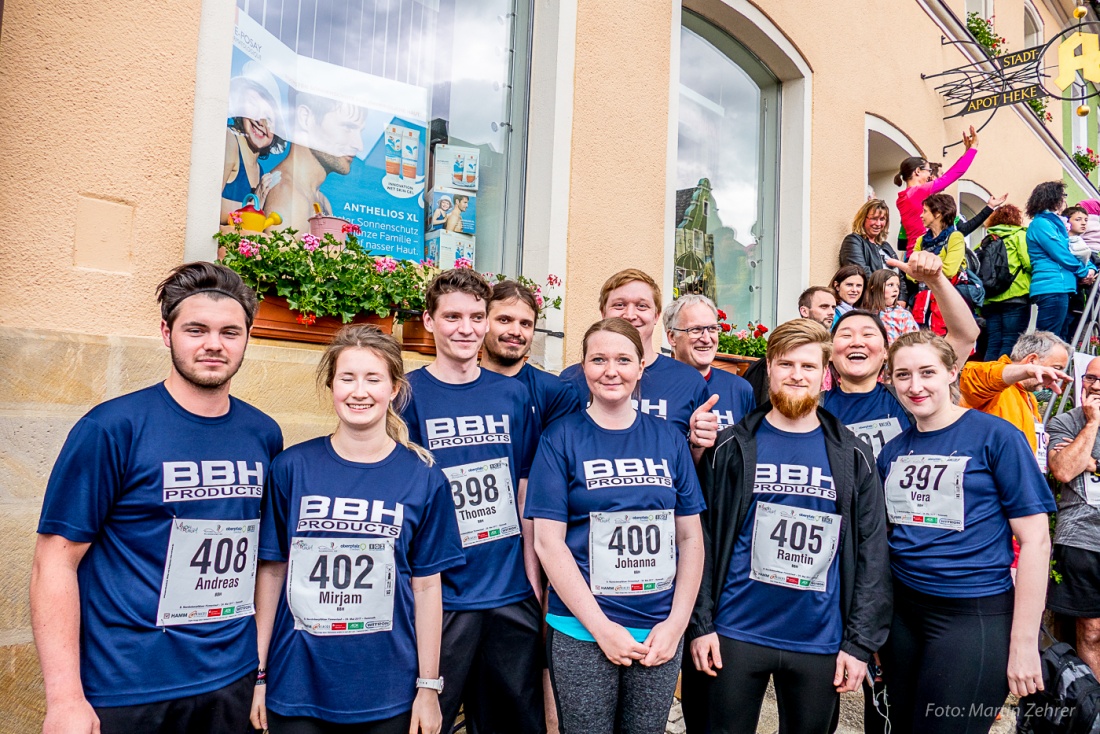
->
xmin=884 ymin=455 xmax=969 ymax=531
xmin=287 ymin=537 xmax=396 ymax=636
xmin=443 ymin=459 xmax=521 ymax=548
xmin=157 ymin=518 xmax=258 ymax=626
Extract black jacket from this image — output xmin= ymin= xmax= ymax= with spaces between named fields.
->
xmin=688 ymin=405 xmax=893 ymax=662
xmin=839 ymin=234 xmax=910 ymax=305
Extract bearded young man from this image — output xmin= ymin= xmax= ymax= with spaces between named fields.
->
xmin=680 ymin=318 xmax=892 ymax=734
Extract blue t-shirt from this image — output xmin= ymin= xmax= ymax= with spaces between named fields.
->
xmin=876 ymin=410 xmax=1056 ymax=597
xmin=516 ymin=362 xmax=580 ymax=430
xmin=714 ymin=420 xmax=844 ymax=654
xmin=705 ymin=367 xmax=756 ymax=428
xmin=259 ymin=438 xmax=463 ymax=723
xmin=820 ymin=384 xmax=912 ymax=458
xmin=560 ymin=354 xmax=708 ymax=437
xmin=402 ymin=367 xmax=538 ymax=610
xmin=37 ymin=383 xmax=283 ymax=707
xmin=525 ymin=411 xmax=705 ymax=635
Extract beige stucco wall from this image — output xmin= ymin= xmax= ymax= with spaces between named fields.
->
xmin=0 ymin=0 xmax=202 ymax=338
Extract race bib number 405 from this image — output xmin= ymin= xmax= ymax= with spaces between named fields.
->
xmin=846 ymin=418 xmax=903 ymax=458
xmin=588 ymin=510 xmax=676 ymax=596
xmin=443 ymin=459 xmax=520 ymax=548
xmin=884 ymin=455 xmax=969 ymax=531
xmin=157 ymin=518 xmax=258 ymax=626
xmin=750 ymin=502 xmax=840 ymax=592
xmin=287 ymin=537 xmax=396 ymax=636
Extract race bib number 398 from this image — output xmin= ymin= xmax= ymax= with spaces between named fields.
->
xmin=884 ymin=455 xmax=969 ymax=531
xmin=157 ymin=518 xmax=258 ymax=626
xmin=287 ymin=537 xmax=396 ymax=636
xmin=588 ymin=510 xmax=676 ymax=596
xmin=443 ymin=459 xmax=520 ymax=548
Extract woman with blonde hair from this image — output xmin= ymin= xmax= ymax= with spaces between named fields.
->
xmin=839 ymin=200 xmax=910 ymax=308
xmin=251 ymin=325 xmax=463 ymax=733
xmin=876 ymin=329 xmax=1055 ymax=733
xmin=526 ymin=317 xmax=705 ymax=734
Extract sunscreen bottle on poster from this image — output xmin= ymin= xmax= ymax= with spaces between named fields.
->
xmin=402 ymin=131 xmax=419 ymax=179
xmin=465 ymin=156 xmax=478 ymax=187
xmin=452 ymin=154 xmax=464 ymax=186
xmin=385 ymin=125 xmax=402 ymax=176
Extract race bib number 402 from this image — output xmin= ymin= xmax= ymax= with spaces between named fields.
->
xmin=588 ymin=510 xmax=676 ymax=596
xmin=443 ymin=459 xmax=520 ymax=548
xmin=884 ymin=455 xmax=969 ymax=531
xmin=157 ymin=518 xmax=258 ymax=626
xmin=750 ymin=502 xmax=840 ymax=592
xmin=287 ymin=537 xmax=396 ymax=636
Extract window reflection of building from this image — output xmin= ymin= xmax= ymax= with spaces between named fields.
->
xmin=677 ymin=11 xmax=779 ymax=327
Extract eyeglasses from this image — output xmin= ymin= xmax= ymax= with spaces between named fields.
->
xmin=671 ymin=325 xmax=720 ymax=338
xmin=1082 ymin=374 xmax=1100 ymax=386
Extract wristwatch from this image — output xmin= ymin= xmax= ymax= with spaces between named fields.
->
xmin=416 ymin=676 xmax=445 ymax=693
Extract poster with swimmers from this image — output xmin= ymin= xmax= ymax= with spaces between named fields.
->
xmin=222 ymin=11 xmax=429 ymax=261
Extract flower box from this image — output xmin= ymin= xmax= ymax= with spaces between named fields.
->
xmin=252 ymin=295 xmax=394 ymax=345
xmin=712 ymin=353 xmax=760 ymax=377
xmin=400 ymin=317 xmax=436 ymax=356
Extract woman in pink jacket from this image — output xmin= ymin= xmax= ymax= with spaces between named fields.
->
xmin=894 ymin=126 xmax=978 ymax=257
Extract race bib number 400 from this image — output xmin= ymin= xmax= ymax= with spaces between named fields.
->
xmin=884 ymin=455 xmax=969 ymax=531
xmin=443 ymin=459 xmax=520 ymax=548
xmin=287 ymin=537 xmax=396 ymax=636
xmin=750 ymin=502 xmax=840 ymax=592
xmin=157 ymin=518 xmax=258 ymax=626
xmin=588 ymin=510 xmax=676 ymax=596
xmin=846 ymin=418 xmax=903 ymax=458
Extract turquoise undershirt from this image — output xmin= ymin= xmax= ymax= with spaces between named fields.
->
xmin=545 ymin=613 xmax=651 ymax=643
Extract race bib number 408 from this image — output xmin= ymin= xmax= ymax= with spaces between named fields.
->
xmin=884 ymin=455 xmax=969 ymax=531
xmin=157 ymin=518 xmax=258 ymax=626
xmin=287 ymin=537 xmax=396 ymax=636
xmin=443 ymin=459 xmax=520 ymax=548
xmin=588 ymin=510 xmax=676 ymax=596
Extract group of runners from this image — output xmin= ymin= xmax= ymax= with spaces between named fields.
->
xmin=30 ymin=252 xmax=1078 ymax=734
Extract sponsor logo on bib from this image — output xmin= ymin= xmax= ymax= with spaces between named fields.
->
xmin=425 ymin=415 xmax=511 ymax=449
xmin=582 ymin=458 xmax=673 ymax=489
xmin=754 ymin=463 xmax=836 ymax=501
xmin=296 ymin=496 xmax=404 ymax=537
xmin=161 ymin=460 xmax=264 ymax=502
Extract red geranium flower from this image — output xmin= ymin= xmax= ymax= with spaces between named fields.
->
xmin=716 ymin=309 xmax=728 ymax=321
xmin=296 ymin=313 xmax=317 ymax=326
xmin=756 ymin=325 xmax=768 ymax=334
xmin=721 ymin=323 xmax=732 ymax=333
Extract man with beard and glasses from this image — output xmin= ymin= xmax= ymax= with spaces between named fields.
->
xmin=266 ymin=90 xmax=367 ymax=233
xmin=482 ymin=280 xmax=579 ymax=431
xmin=681 ymin=319 xmax=892 ymax=734
xmin=31 ymin=263 xmax=283 ymax=734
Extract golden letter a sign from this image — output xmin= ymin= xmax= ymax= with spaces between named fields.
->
xmin=1054 ymin=31 xmax=1100 ymax=89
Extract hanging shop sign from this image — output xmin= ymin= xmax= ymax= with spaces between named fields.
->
xmin=924 ymin=17 xmax=1100 ymax=149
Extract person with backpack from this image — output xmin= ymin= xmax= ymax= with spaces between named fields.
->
xmin=977 ymin=205 xmax=1032 ymax=360
xmin=1026 ymin=181 xmax=1097 ymax=341
xmin=910 ymin=194 xmax=983 ymax=334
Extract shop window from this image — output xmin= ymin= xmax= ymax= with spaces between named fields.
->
xmin=676 ymin=10 xmax=780 ymax=328
xmin=223 ymin=0 xmax=531 ymax=272
xmin=1024 ymin=2 xmax=1043 ymax=49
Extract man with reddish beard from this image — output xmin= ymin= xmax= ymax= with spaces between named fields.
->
xmin=681 ymin=319 xmax=891 ymax=734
